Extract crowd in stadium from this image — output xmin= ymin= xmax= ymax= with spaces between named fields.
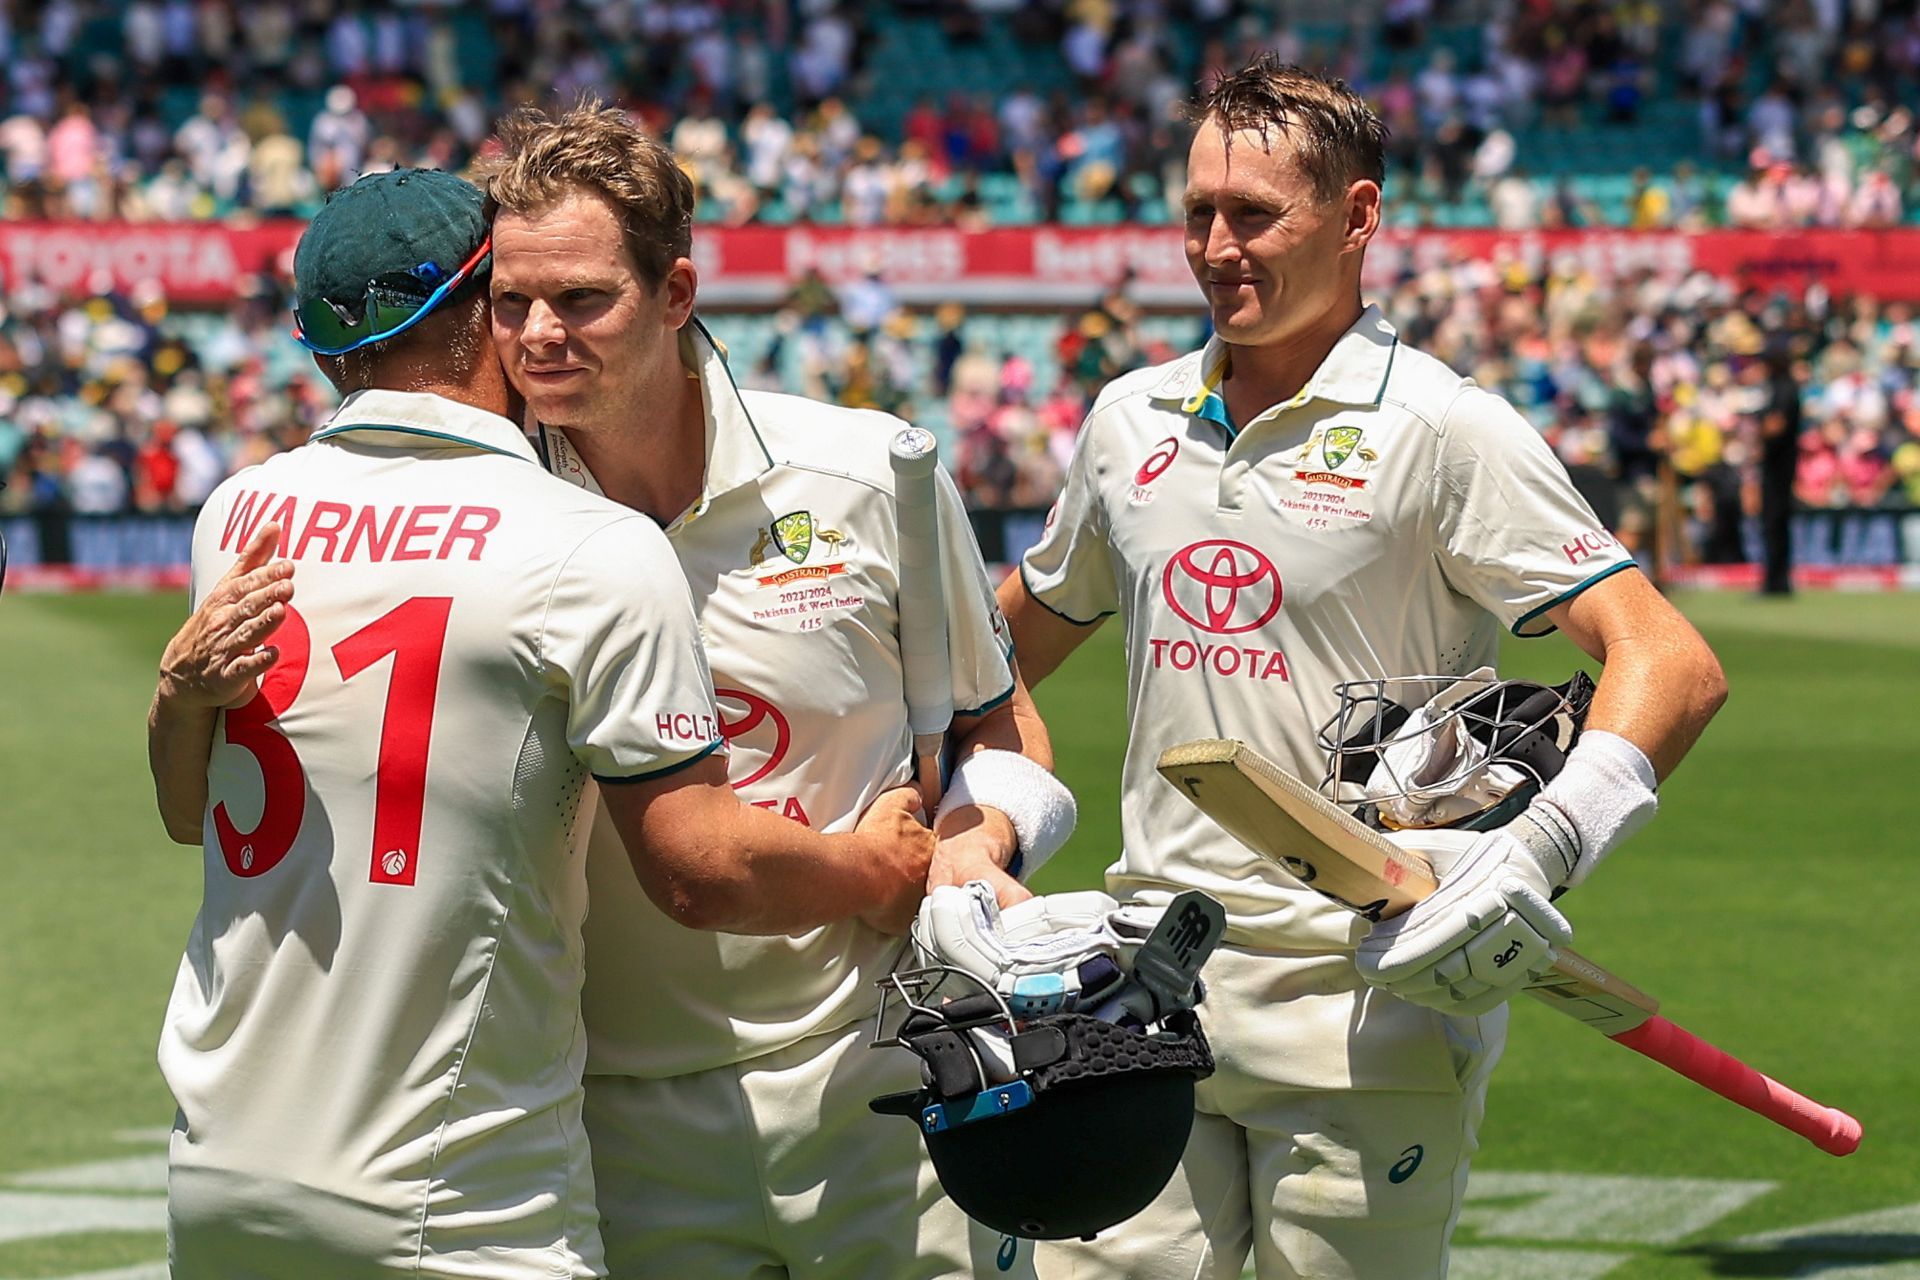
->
xmin=3 ymin=0 xmax=1918 ymax=229
xmin=3 ymin=0 xmax=1919 ymax=565
xmin=5 ymin=254 xmax=1917 ymax=547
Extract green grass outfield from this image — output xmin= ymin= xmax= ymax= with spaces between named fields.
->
xmin=0 ymin=590 xmax=1914 ymax=1279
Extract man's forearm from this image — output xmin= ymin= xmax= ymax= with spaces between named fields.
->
xmin=1550 ymin=573 xmax=1728 ymax=783
xmin=149 ymin=684 xmax=218 ymax=844
xmin=694 ymin=810 xmax=919 ymax=936
xmin=609 ymin=771 xmax=929 ymax=936
xmin=1582 ymin=630 xmax=1727 ymax=782
xmin=937 ymin=692 xmax=1040 ymax=867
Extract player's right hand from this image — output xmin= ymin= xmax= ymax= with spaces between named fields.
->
xmin=1355 ymin=826 xmax=1571 ymax=1017
xmin=855 ymin=785 xmax=938 ymax=936
xmin=158 ymin=522 xmax=295 ymax=710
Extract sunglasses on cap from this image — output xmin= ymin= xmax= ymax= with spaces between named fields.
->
xmin=292 ymin=235 xmax=491 ymax=356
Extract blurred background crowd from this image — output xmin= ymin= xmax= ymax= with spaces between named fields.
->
xmin=2 ymin=0 xmax=1918 ymax=573
xmin=6 ymin=0 xmax=1920 ymax=228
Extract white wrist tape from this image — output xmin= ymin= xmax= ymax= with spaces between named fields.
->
xmin=1523 ymin=729 xmax=1659 ymax=890
xmin=934 ymin=749 xmax=1078 ymax=880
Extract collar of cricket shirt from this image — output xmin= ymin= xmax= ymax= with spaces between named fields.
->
xmin=533 ymin=318 xmax=775 ymax=533
xmin=678 ymin=317 xmax=775 ymax=530
xmin=1149 ymin=303 xmax=1399 ymax=436
xmin=312 ymin=389 xmax=540 ymax=463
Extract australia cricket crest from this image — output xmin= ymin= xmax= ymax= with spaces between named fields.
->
xmin=771 ymin=510 xmax=814 ymax=564
xmin=1292 ymin=424 xmax=1378 ymax=491
xmin=1321 ymin=425 xmax=1363 ymax=470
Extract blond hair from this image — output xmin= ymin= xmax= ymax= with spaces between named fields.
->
xmin=476 ymin=101 xmax=695 ymax=288
xmin=1191 ymin=57 xmax=1387 ymax=203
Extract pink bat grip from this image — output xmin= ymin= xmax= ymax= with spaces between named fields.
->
xmin=1610 ymin=1016 xmax=1862 ymax=1156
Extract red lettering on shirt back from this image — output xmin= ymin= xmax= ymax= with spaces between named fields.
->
xmin=441 ymin=506 xmax=501 ymax=561
xmin=219 ymin=489 xmax=276 ymax=552
xmin=293 ymin=501 xmax=353 ymax=562
xmin=394 ymin=506 xmax=451 ymax=561
xmin=345 ymin=503 xmax=404 ymax=561
xmin=220 ymin=490 xmax=507 ymax=565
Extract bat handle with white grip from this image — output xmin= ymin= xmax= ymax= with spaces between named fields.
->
xmin=890 ymin=427 xmax=953 ymax=809
xmin=1609 ymin=1016 xmax=1863 ymax=1157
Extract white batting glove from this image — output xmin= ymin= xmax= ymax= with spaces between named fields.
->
xmin=1355 ymin=826 xmax=1572 ymax=1017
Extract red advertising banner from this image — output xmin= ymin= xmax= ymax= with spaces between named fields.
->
xmin=0 ymin=221 xmax=304 ymax=303
xmin=3 ymin=221 xmax=1918 ymax=306
xmin=690 ymin=225 xmax=1920 ymax=304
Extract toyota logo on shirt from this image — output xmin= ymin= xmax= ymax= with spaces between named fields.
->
xmin=1161 ymin=540 xmax=1283 ymax=634
xmin=715 ymin=687 xmax=792 ymax=788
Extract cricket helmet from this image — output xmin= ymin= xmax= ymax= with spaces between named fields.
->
xmin=870 ymin=884 xmax=1222 ymax=1240
xmin=1317 ymin=668 xmax=1596 ymax=832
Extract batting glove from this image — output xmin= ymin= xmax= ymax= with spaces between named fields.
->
xmin=1355 ymin=826 xmax=1572 ymax=1017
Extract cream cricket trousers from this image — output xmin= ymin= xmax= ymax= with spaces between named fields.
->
xmin=584 ymin=1019 xmax=1040 ymax=1279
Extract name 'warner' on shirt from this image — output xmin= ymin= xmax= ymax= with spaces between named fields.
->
xmin=220 ymin=489 xmax=502 ymax=564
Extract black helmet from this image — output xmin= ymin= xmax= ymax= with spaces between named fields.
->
xmin=871 ymin=989 xmax=1212 ymax=1241
xmin=873 ymin=884 xmax=1226 ymax=1240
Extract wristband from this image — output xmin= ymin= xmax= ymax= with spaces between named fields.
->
xmin=1530 ymin=729 xmax=1659 ymax=889
xmin=934 ymin=750 xmax=1078 ymax=881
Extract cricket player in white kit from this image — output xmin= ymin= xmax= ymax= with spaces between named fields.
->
xmin=480 ymin=106 xmax=1067 ymax=1277
xmin=146 ymin=170 xmax=938 ymax=1278
xmin=1000 ymin=62 xmax=1728 ymax=1278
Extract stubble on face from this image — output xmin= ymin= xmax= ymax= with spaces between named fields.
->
xmin=488 ymin=189 xmax=673 ymax=435
xmin=1183 ymin=119 xmax=1352 ymax=351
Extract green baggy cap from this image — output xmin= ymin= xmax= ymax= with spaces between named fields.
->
xmin=293 ymin=168 xmax=491 ymax=356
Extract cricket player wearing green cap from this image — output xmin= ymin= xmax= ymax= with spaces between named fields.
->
xmin=147 ymin=168 xmax=936 ymax=1278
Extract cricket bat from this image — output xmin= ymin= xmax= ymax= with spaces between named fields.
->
xmin=890 ymin=427 xmax=953 ymax=808
xmin=1156 ymin=738 xmax=1863 ymax=1158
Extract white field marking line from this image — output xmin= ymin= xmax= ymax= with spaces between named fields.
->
xmin=0 ymin=1192 xmax=165 ymax=1246
xmin=108 ymin=1130 xmax=170 ymax=1147
xmin=1448 ymin=1246 xmax=1631 ymax=1279
xmin=1732 ymin=1203 xmax=1920 ymax=1269
xmin=6 ymin=1156 xmax=168 ymax=1193
xmin=1457 ymin=1171 xmax=1778 ymax=1246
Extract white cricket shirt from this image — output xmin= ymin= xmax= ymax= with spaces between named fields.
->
xmin=541 ymin=324 xmax=1015 ymax=1078
xmin=1022 ymin=306 xmax=1635 ymax=951
xmin=159 ymin=391 xmax=722 ymax=1276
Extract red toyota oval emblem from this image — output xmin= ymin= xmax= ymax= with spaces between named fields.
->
xmin=1135 ymin=437 xmax=1179 ymax=486
xmin=1161 ymin=540 xmax=1283 ymax=634
xmin=715 ymin=687 xmax=792 ymax=788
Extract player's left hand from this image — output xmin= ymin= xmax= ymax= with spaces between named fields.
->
xmin=921 ymin=817 xmax=1029 ymax=905
xmin=928 ymin=802 xmax=1032 ymax=909
xmin=853 ymin=785 xmax=939 ymax=936
xmin=1355 ymin=826 xmax=1571 ymax=1017
xmin=158 ymin=522 xmax=295 ymax=711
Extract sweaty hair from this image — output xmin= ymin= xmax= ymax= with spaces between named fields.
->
xmin=476 ymin=100 xmax=695 ymax=289
xmin=1190 ymin=56 xmax=1387 ymax=203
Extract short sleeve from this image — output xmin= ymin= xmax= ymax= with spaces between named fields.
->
xmin=1018 ymin=413 xmax=1119 ymax=625
xmin=1432 ymin=387 xmax=1638 ymax=638
xmin=931 ymin=463 xmax=1016 ymax=715
xmin=541 ymin=517 xmax=725 ymax=782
